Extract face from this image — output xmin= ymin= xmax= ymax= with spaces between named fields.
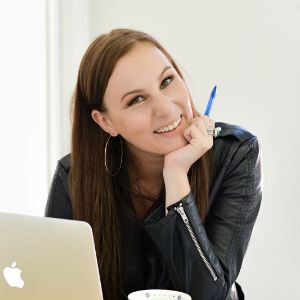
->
xmin=93 ymin=42 xmax=193 ymax=159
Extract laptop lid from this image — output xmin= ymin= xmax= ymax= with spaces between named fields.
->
xmin=0 ymin=212 xmax=103 ymax=300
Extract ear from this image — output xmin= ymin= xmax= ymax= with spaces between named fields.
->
xmin=91 ymin=109 xmax=119 ymax=137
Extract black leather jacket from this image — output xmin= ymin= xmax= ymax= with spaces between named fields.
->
xmin=45 ymin=122 xmax=262 ymax=300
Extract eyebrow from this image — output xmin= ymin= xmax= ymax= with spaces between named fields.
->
xmin=120 ymin=65 xmax=172 ymax=102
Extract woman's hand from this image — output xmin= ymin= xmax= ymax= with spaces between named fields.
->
xmin=164 ymin=115 xmax=215 ymax=174
xmin=163 ymin=115 xmax=215 ymax=212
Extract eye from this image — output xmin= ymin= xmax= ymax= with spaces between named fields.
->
xmin=128 ymin=95 xmax=145 ymax=106
xmin=160 ymin=75 xmax=174 ymax=89
xmin=128 ymin=75 xmax=174 ymax=106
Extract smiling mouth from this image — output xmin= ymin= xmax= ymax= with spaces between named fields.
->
xmin=154 ymin=115 xmax=182 ymax=133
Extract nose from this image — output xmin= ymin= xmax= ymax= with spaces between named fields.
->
xmin=152 ymin=93 xmax=173 ymax=118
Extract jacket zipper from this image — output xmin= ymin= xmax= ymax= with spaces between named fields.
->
xmin=174 ymin=203 xmax=218 ymax=282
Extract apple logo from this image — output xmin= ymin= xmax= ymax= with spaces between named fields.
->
xmin=3 ymin=262 xmax=25 ymax=288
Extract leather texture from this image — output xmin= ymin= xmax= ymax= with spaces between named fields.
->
xmin=45 ymin=122 xmax=262 ymax=300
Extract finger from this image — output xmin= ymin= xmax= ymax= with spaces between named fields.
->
xmin=192 ymin=116 xmax=211 ymax=137
xmin=197 ymin=118 xmax=210 ymax=138
xmin=185 ymin=120 xmax=212 ymax=146
xmin=201 ymin=117 xmax=214 ymax=148
xmin=184 ymin=124 xmax=213 ymax=154
xmin=190 ymin=116 xmax=202 ymax=125
xmin=209 ymin=118 xmax=215 ymax=128
xmin=207 ymin=118 xmax=215 ymax=148
xmin=183 ymin=123 xmax=203 ymax=144
xmin=191 ymin=116 xmax=214 ymax=127
xmin=192 ymin=116 xmax=214 ymax=148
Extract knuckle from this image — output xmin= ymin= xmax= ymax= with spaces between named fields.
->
xmin=208 ymin=118 xmax=215 ymax=125
xmin=198 ymin=118 xmax=205 ymax=125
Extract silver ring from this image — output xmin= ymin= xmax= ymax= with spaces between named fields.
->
xmin=206 ymin=126 xmax=222 ymax=138
xmin=207 ymin=124 xmax=214 ymax=135
xmin=213 ymin=127 xmax=222 ymax=138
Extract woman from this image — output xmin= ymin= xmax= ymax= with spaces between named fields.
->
xmin=45 ymin=28 xmax=262 ymax=300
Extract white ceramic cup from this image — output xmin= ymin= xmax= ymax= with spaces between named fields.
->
xmin=128 ymin=289 xmax=191 ymax=300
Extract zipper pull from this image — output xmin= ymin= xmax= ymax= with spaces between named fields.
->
xmin=174 ymin=203 xmax=188 ymax=223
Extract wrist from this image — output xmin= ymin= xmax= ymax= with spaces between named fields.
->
xmin=164 ymin=171 xmax=190 ymax=212
xmin=163 ymin=165 xmax=188 ymax=178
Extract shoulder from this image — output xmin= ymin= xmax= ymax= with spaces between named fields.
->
xmin=58 ymin=153 xmax=71 ymax=172
xmin=213 ymin=122 xmax=260 ymax=167
xmin=54 ymin=153 xmax=71 ymax=200
xmin=209 ymin=122 xmax=262 ymax=209
xmin=45 ymin=153 xmax=73 ymax=219
xmin=214 ymin=122 xmax=256 ymax=144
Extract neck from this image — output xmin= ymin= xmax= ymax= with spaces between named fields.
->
xmin=126 ymin=143 xmax=164 ymax=183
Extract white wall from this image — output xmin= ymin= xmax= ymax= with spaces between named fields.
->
xmin=0 ymin=0 xmax=48 ymax=216
xmin=47 ymin=0 xmax=96 ymax=184
xmin=0 ymin=0 xmax=99 ymax=216
xmin=1 ymin=0 xmax=299 ymax=299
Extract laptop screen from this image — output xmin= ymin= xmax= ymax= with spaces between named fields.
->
xmin=0 ymin=212 xmax=103 ymax=300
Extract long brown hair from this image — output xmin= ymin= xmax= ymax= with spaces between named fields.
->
xmin=68 ymin=28 xmax=213 ymax=300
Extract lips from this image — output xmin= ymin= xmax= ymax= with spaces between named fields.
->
xmin=153 ymin=114 xmax=182 ymax=133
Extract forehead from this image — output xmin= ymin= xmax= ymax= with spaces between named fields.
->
xmin=114 ymin=42 xmax=169 ymax=77
xmin=104 ymin=42 xmax=171 ymax=102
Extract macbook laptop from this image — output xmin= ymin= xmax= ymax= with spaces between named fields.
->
xmin=0 ymin=212 xmax=103 ymax=300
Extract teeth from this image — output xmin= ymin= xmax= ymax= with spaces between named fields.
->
xmin=155 ymin=115 xmax=181 ymax=133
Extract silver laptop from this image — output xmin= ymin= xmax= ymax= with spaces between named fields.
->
xmin=0 ymin=212 xmax=103 ymax=300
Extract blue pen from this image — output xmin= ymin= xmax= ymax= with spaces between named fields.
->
xmin=204 ymin=85 xmax=217 ymax=117
xmin=203 ymin=85 xmax=221 ymax=137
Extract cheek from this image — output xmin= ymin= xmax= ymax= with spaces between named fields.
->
xmin=175 ymin=81 xmax=193 ymax=115
xmin=117 ymin=116 xmax=155 ymax=153
xmin=116 ymin=115 xmax=150 ymax=138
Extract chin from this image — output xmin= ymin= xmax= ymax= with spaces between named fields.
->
xmin=163 ymin=137 xmax=188 ymax=155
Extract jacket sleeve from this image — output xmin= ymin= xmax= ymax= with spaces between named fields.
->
xmin=144 ymin=136 xmax=262 ymax=300
xmin=44 ymin=160 xmax=73 ymax=220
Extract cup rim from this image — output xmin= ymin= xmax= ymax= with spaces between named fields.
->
xmin=128 ymin=289 xmax=191 ymax=300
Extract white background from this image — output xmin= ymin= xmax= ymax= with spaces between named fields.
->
xmin=0 ymin=0 xmax=299 ymax=299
